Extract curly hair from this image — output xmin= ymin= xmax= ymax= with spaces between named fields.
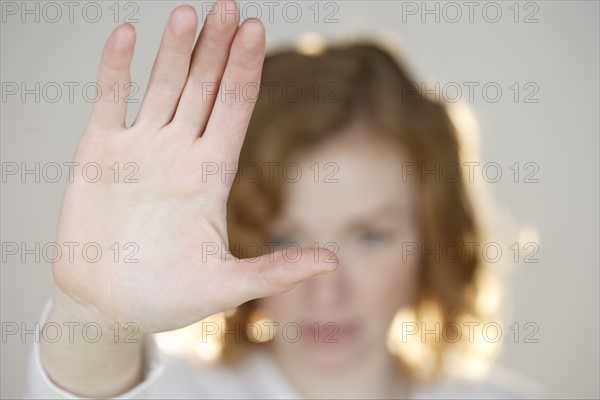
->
xmin=222 ymin=42 xmax=498 ymax=380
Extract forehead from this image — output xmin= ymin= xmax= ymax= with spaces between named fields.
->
xmin=274 ymin=130 xmax=419 ymax=229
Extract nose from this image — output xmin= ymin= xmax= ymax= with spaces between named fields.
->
xmin=305 ymin=261 xmax=349 ymax=309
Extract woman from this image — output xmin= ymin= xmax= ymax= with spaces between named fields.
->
xmin=27 ymin=2 xmax=536 ymax=398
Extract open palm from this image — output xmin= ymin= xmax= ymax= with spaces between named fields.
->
xmin=53 ymin=2 xmax=337 ymax=333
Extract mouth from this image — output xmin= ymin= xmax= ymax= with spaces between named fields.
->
xmin=301 ymin=320 xmax=361 ymax=344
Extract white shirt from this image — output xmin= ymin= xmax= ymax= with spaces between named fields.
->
xmin=25 ymin=301 xmax=545 ymax=399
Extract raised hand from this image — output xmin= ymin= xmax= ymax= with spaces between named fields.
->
xmin=41 ymin=2 xmax=337 ymax=396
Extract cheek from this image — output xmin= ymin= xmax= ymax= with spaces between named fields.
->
xmin=352 ymin=254 xmax=421 ymax=322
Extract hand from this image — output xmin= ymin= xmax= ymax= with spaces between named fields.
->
xmin=52 ymin=2 xmax=338 ymax=334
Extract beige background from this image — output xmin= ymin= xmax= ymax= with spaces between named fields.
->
xmin=1 ymin=1 xmax=599 ymax=398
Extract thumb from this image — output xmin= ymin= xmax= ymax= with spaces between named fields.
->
xmin=229 ymin=246 xmax=339 ymax=301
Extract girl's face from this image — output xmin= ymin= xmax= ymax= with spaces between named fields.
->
xmin=258 ymin=128 xmax=422 ymax=368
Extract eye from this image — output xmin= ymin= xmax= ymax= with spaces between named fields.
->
xmin=358 ymin=229 xmax=390 ymax=245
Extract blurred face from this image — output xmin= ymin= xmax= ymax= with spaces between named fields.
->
xmin=258 ymin=127 xmax=422 ymax=369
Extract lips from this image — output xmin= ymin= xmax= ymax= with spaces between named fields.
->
xmin=301 ymin=320 xmax=361 ymax=343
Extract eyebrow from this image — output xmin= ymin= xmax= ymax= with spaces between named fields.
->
xmin=345 ymin=204 xmax=410 ymax=228
xmin=269 ymin=204 xmax=411 ymax=237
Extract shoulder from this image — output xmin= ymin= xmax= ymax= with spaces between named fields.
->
xmin=155 ymin=347 xmax=300 ymax=398
xmin=410 ymin=364 xmax=546 ymax=399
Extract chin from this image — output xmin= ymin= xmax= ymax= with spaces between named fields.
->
xmin=297 ymin=330 xmax=368 ymax=369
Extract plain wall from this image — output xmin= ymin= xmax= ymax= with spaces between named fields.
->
xmin=1 ymin=1 xmax=598 ymax=398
